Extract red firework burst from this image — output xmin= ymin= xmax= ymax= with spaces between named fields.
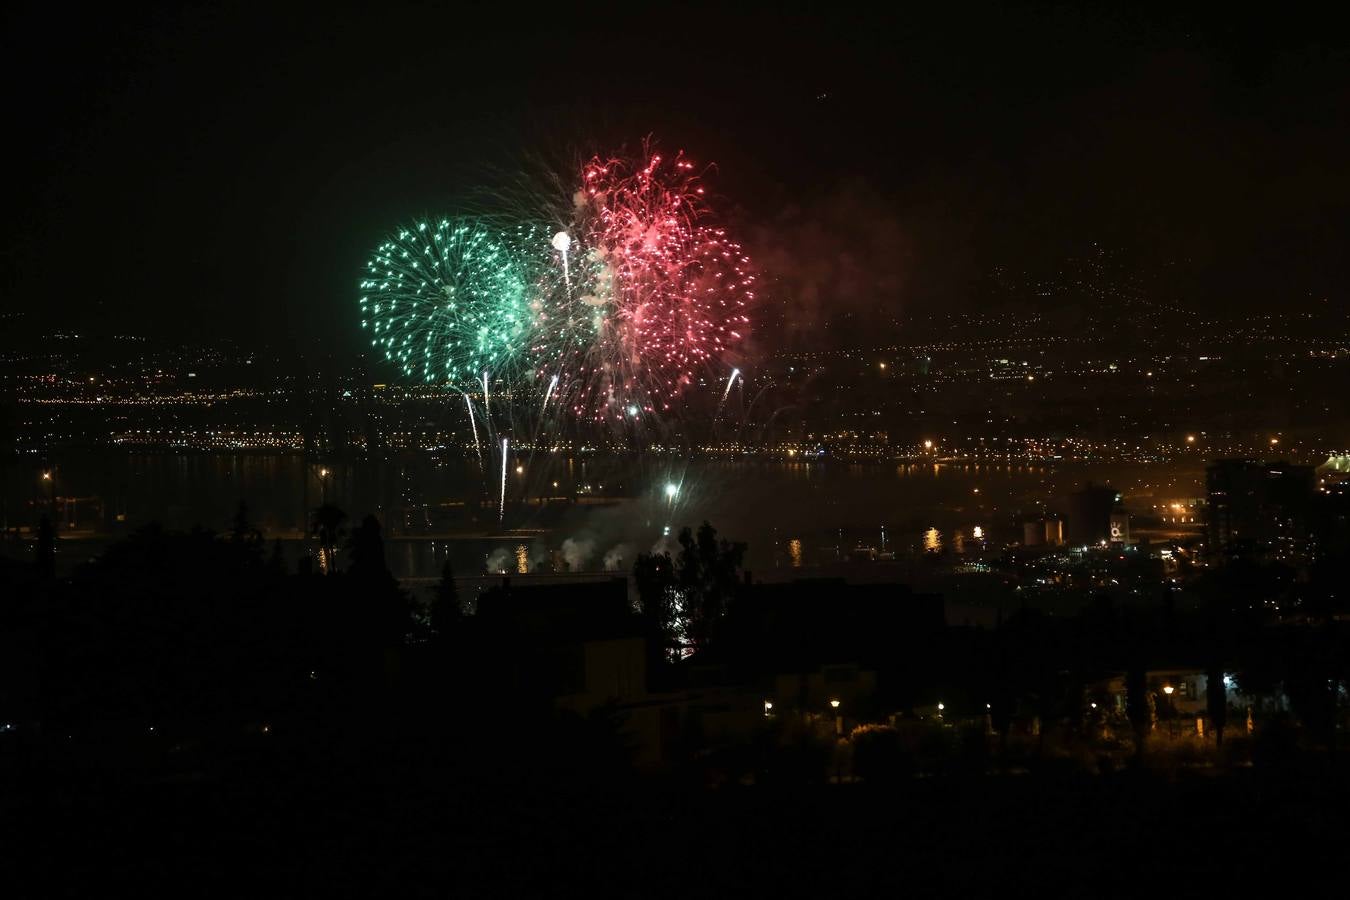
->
xmin=536 ymin=146 xmax=755 ymax=422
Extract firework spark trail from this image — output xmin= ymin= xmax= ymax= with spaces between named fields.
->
xmin=498 ymin=438 xmax=509 ymax=523
xmin=481 ymin=370 xmax=491 ymax=422
xmin=721 ymin=368 xmax=741 ymax=403
xmin=464 ymin=393 xmax=481 ymax=459
xmin=551 ymin=231 xmax=571 ymax=288
xmin=541 ymin=372 xmax=559 ymax=415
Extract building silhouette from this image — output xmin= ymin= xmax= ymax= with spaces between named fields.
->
xmin=1206 ymin=459 xmax=1315 ymax=558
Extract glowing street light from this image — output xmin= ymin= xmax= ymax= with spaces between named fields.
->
xmin=829 ymin=699 xmax=840 ymax=709
xmin=1162 ymin=685 xmax=1175 ymax=695
xmin=923 ymin=440 xmax=933 ymax=450
xmin=1186 ymin=435 xmax=1196 ymax=444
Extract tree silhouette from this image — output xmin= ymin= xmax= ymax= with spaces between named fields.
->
xmin=1125 ymin=663 xmax=1153 ymax=758
xmin=34 ymin=515 xmax=55 ymax=579
xmin=267 ymin=538 xmax=286 ymax=575
xmin=346 ymin=513 xmax=411 ymax=645
xmin=633 ymin=550 xmax=677 ymax=658
xmin=674 ymin=522 xmax=745 ymax=652
xmin=1206 ymin=665 xmax=1228 ymax=749
xmin=430 ymin=558 xmax=461 ymax=638
xmin=230 ymin=500 xmax=261 ymax=545
xmin=1282 ymin=623 xmax=1341 ymax=753
xmin=310 ymin=503 xmax=347 ymax=574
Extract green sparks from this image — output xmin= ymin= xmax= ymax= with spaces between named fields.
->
xmin=358 ymin=218 xmax=542 ymax=387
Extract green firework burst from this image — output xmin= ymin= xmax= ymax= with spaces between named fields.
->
xmin=359 ymin=218 xmax=543 ymax=386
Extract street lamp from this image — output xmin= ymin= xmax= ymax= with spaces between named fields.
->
xmin=829 ymin=699 xmax=842 ymax=736
xmin=40 ymin=469 xmax=58 ymax=529
xmin=1161 ymin=685 xmax=1178 ymax=737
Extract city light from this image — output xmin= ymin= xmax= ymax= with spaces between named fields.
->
xmin=829 ymin=699 xmax=840 ymax=709
xmin=665 ymin=483 xmax=678 ymax=498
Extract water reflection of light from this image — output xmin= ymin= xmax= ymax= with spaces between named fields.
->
xmin=788 ymin=538 xmax=802 ymax=568
xmin=922 ymin=527 xmax=941 ymax=553
xmin=973 ymin=525 xmax=985 ymax=540
xmin=515 ymin=544 xmax=528 ymax=574
xmin=953 ymin=530 xmax=966 ymax=554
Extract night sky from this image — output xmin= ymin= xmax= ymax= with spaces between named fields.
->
xmin=6 ymin=3 xmax=1350 ymax=353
